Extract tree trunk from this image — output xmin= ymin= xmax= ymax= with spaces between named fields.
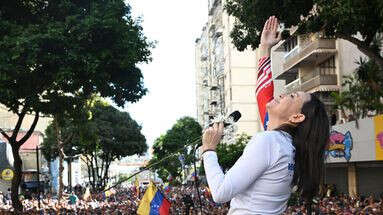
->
xmin=0 ymin=111 xmax=39 ymax=213
xmin=55 ymin=119 xmax=65 ymax=202
xmin=101 ymin=156 xmax=109 ymax=188
xmin=90 ymin=155 xmax=97 ymax=190
xmin=100 ymin=157 xmax=105 ymax=184
xmin=68 ymin=158 xmax=72 ymax=192
xmin=94 ymin=152 xmax=100 ymax=188
xmin=103 ymin=160 xmax=110 ymax=189
xmin=87 ymin=164 xmax=93 ymax=190
xmin=11 ymin=144 xmax=23 ymax=213
xmin=82 ymin=157 xmax=93 ymax=190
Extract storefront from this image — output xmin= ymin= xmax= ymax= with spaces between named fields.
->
xmin=325 ymin=114 xmax=383 ymax=198
xmin=325 ymin=164 xmax=348 ymax=195
xmin=356 ymin=162 xmax=383 ymax=198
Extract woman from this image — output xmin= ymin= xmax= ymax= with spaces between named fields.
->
xmin=202 ymin=16 xmax=330 ymax=214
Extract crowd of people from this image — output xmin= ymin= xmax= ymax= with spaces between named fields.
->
xmin=166 ymin=186 xmax=229 ymax=215
xmin=285 ymin=193 xmax=383 ymax=215
xmin=0 ymin=184 xmax=229 ymax=214
xmin=0 ymin=187 xmax=141 ymax=214
xmin=0 ymin=184 xmax=381 ymax=214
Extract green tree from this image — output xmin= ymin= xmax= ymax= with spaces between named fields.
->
xmin=0 ymin=0 xmax=152 ymax=211
xmin=149 ymin=117 xmax=202 ymax=184
xmin=42 ymin=101 xmax=148 ymax=190
xmin=90 ymin=102 xmax=147 ymax=189
xmin=225 ymin=0 xmax=383 ymax=70
xmin=331 ymin=58 xmax=383 ymax=123
xmin=217 ymin=133 xmax=250 ymax=172
xmin=41 ymin=117 xmax=88 ymax=162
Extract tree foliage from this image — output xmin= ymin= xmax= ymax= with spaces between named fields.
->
xmin=41 ymin=117 xmax=88 ymax=161
xmin=216 ymin=133 xmax=250 ymax=172
xmin=331 ymin=58 xmax=383 ymax=120
xmin=42 ymin=100 xmax=148 ymax=190
xmin=149 ymin=117 xmax=202 ymax=184
xmin=0 ymin=0 xmax=152 ymax=210
xmin=225 ymin=0 xmax=312 ymax=51
xmin=0 ymin=0 xmax=153 ymax=115
xmin=225 ymin=0 xmax=383 ymax=70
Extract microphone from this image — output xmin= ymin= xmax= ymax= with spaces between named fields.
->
xmin=196 ymin=111 xmax=242 ymax=148
xmin=208 ymin=111 xmax=242 ymax=128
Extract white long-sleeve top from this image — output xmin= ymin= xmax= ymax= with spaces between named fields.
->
xmin=203 ymin=131 xmax=296 ymax=215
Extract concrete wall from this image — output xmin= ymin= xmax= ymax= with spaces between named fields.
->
xmin=326 ymin=115 xmax=382 ymax=163
xmin=336 ymin=39 xmax=366 ymax=92
xmin=270 ymin=48 xmax=286 ymax=97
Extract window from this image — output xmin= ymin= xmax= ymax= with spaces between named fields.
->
xmin=284 ymin=36 xmax=298 ymax=52
xmin=319 ymin=56 xmax=336 ymax=75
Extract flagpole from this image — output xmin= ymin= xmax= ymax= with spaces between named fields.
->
xmin=193 ymin=144 xmax=203 ymax=215
xmin=104 ymin=136 xmax=203 ymax=192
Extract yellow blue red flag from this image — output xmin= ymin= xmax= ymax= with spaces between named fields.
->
xmin=137 ymin=182 xmax=171 ymax=215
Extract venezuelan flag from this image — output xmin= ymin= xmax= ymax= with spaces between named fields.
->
xmin=137 ymin=182 xmax=171 ymax=215
xmin=164 ymin=184 xmax=170 ymax=194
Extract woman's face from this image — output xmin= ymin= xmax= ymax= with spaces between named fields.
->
xmin=267 ymin=91 xmax=311 ymax=123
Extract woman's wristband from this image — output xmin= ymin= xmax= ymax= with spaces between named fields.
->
xmin=202 ymin=149 xmax=216 ymax=156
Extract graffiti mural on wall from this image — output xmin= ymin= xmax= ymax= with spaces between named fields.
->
xmin=377 ymin=132 xmax=383 ymax=150
xmin=375 ymin=115 xmax=383 ymax=160
xmin=325 ymin=130 xmax=353 ymax=161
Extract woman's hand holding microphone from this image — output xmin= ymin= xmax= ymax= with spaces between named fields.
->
xmin=202 ymin=122 xmax=224 ymax=154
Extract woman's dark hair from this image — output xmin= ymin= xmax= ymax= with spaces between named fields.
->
xmin=275 ymin=94 xmax=330 ymax=211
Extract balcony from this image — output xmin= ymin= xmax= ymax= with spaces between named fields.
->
xmin=300 ymin=74 xmax=338 ymax=92
xmin=284 ymin=79 xmax=301 ymax=94
xmin=201 ymin=54 xmax=208 ymax=62
xmin=209 ymin=91 xmax=219 ymax=105
xmin=283 ymin=36 xmax=336 ymax=72
xmin=210 ymin=85 xmax=219 ymax=91
xmin=209 ymin=78 xmax=219 ymax=90
xmin=203 ymin=110 xmax=214 ymax=116
xmin=202 ymin=79 xmax=208 ymax=87
xmin=283 ymin=72 xmax=338 ymax=94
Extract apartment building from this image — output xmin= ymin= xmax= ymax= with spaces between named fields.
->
xmin=271 ymin=31 xmax=383 ymax=198
xmin=195 ymin=0 xmax=267 ymax=136
xmin=271 ymin=31 xmax=368 ymax=122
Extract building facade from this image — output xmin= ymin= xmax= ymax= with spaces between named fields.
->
xmin=195 ymin=0 xmax=265 ymax=136
xmin=272 ymin=31 xmax=366 ymax=123
xmin=270 ymin=30 xmax=383 ymax=198
xmin=324 ymin=115 xmax=383 ymax=198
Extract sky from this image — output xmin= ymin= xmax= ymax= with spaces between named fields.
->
xmin=122 ymin=1 xmax=208 ymax=150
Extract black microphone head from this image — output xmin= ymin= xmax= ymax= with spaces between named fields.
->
xmin=229 ymin=111 xmax=241 ymax=122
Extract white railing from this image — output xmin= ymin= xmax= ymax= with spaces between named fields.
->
xmin=284 ymin=79 xmax=301 ymax=94
xmin=283 ymin=46 xmax=299 ymax=61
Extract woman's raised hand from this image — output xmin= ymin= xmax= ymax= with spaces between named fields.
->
xmin=260 ymin=16 xmax=282 ymax=49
